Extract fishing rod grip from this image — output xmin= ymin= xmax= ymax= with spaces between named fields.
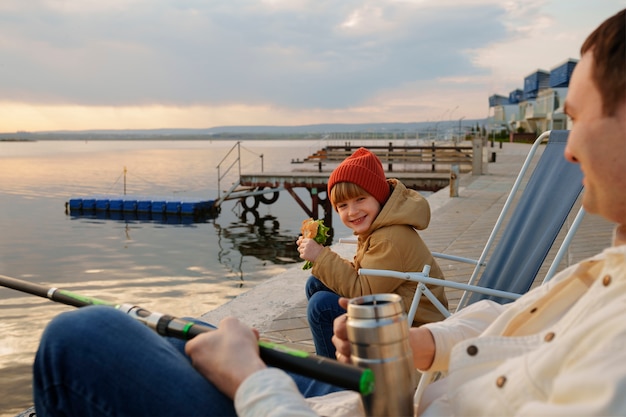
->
xmin=178 ymin=317 xmax=374 ymax=395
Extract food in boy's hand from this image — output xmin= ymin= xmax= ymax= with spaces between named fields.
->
xmin=300 ymin=218 xmax=330 ymax=270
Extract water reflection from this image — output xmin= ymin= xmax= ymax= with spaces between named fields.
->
xmin=65 ymin=205 xmax=301 ymax=270
xmin=228 ymin=209 xmax=300 ymax=264
xmin=0 ymin=139 xmax=340 ymax=415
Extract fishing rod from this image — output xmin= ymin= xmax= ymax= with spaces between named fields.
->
xmin=0 ymin=274 xmax=374 ymax=396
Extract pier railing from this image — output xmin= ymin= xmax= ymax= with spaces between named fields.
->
xmin=300 ymin=142 xmax=473 ymax=172
xmin=217 ymin=141 xmax=241 ymax=190
xmin=215 ymin=141 xmax=243 ymax=208
xmin=214 ymin=141 xmax=270 ymax=209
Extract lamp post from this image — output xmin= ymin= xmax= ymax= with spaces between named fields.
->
xmin=457 ymin=116 xmax=465 ymax=144
xmin=449 ymin=106 xmax=459 ymax=135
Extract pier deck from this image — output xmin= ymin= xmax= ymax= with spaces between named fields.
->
xmin=239 ymin=171 xmax=450 ymax=192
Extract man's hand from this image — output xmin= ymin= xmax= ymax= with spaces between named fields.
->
xmin=331 ymin=297 xmax=352 ymax=363
xmin=409 ymin=326 xmax=436 ymax=371
xmin=331 ymin=297 xmax=436 ymax=370
xmin=185 ymin=317 xmax=266 ymax=399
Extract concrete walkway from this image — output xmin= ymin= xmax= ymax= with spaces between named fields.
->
xmin=201 ymin=141 xmax=615 ymax=354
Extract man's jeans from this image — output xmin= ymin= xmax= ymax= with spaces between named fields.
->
xmin=33 ymin=306 xmax=342 ymax=417
xmin=305 ymin=276 xmax=347 ymax=358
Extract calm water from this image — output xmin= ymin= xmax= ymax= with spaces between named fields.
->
xmin=0 ymin=139 xmax=357 ymax=415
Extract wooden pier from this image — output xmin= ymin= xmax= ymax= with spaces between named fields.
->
xmin=296 ymin=143 xmax=473 ymax=173
xmin=222 ymin=171 xmax=451 ymax=231
xmin=215 ymin=141 xmax=473 ymax=232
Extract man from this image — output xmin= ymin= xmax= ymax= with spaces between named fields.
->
xmin=34 ymin=8 xmax=626 ymax=416
xmin=337 ymin=9 xmax=626 ymax=415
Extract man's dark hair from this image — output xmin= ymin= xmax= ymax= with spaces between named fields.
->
xmin=581 ymin=9 xmax=626 ymax=116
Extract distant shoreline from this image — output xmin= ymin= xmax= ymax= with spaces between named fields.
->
xmin=0 ymin=118 xmax=487 ymax=142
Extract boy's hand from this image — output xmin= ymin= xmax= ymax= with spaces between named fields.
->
xmin=299 ymin=218 xmax=329 ymax=269
xmin=297 ymin=237 xmax=324 ymax=264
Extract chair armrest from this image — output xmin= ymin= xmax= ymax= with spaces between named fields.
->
xmin=338 ymin=237 xmax=357 ymax=244
xmin=358 ymin=268 xmax=522 ymax=302
xmin=432 ymin=252 xmax=481 ymax=265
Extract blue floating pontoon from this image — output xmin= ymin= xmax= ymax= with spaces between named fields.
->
xmin=137 ymin=201 xmax=152 ymax=213
xmin=68 ymin=199 xmax=83 ymax=210
xmin=82 ymin=198 xmax=96 ymax=210
xmin=95 ymin=200 xmax=110 ymax=211
xmin=181 ymin=202 xmax=196 ymax=215
xmin=109 ymin=199 xmax=124 ymax=211
xmin=166 ymin=201 xmax=181 ymax=214
xmin=123 ymin=200 xmax=138 ymax=212
xmin=151 ymin=201 xmax=167 ymax=214
xmin=66 ymin=194 xmax=216 ymax=220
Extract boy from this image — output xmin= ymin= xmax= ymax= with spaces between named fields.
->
xmin=296 ymin=147 xmax=447 ymax=357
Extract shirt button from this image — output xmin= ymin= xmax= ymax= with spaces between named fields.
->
xmin=603 ymin=275 xmax=612 ymax=286
xmin=496 ymin=376 xmax=507 ymax=388
xmin=544 ymin=332 xmax=555 ymax=342
xmin=466 ymin=345 xmax=478 ymax=356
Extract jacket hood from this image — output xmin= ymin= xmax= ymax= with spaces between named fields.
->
xmin=362 ymin=178 xmax=431 ymax=237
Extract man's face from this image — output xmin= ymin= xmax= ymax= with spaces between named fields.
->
xmin=564 ymin=51 xmax=626 ymax=225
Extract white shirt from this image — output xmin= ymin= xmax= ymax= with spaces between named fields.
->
xmin=235 ymin=244 xmax=626 ymax=416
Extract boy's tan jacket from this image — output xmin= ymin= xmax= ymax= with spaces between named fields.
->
xmin=312 ymin=178 xmax=447 ymax=326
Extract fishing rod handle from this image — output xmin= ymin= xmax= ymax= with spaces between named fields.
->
xmin=149 ymin=309 xmax=375 ymax=395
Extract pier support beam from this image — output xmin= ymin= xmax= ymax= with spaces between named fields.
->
xmin=284 ymin=185 xmax=333 ymax=231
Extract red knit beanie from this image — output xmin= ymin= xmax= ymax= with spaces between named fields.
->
xmin=327 ymin=147 xmax=390 ymax=204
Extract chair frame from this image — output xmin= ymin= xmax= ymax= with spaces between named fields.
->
xmin=358 ymin=130 xmax=585 ymax=405
xmin=358 ymin=130 xmax=585 ymax=323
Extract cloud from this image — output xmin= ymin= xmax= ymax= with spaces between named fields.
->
xmin=0 ymin=0 xmax=623 ymax=130
xmin=0 ymin=1 xmax=501 ymax=105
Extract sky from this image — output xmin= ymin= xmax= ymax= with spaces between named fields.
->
xmin=0 ymin=0 xmax=624 ymax=132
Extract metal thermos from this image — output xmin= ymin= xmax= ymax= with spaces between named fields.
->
xmin=347 ymin=293 xmax=417 ymax=417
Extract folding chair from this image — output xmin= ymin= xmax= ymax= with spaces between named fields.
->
xmin=358 ymin=130 xmax=585 ymax=322
xmin=353 ymin=130 xmax=584 ymax=405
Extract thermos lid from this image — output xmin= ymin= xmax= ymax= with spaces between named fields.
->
xmin=347 ymin=293 xmax=403 ymax=319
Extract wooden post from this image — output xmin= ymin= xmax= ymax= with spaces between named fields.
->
xmin=431 ymin=142 xmax=436 ymax=172
xmin=311 ymin=188 xmax=319 ymax=219
xmin=472 ymin=138 xmax=483 ymax=175
xmin=388 ymin=142 xmax=393 ymax=172
xmin=450 ymin=164 xmax=459 ymax=197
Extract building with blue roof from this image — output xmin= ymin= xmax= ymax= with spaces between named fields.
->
xmin=488 ymin=58 xmax=578 ymax=136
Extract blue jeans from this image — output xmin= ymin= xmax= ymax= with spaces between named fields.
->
xmin=305 ymin=276 xmax=347 ymax=358
xmin=33 ymin=306 xmax=343 ymax=417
